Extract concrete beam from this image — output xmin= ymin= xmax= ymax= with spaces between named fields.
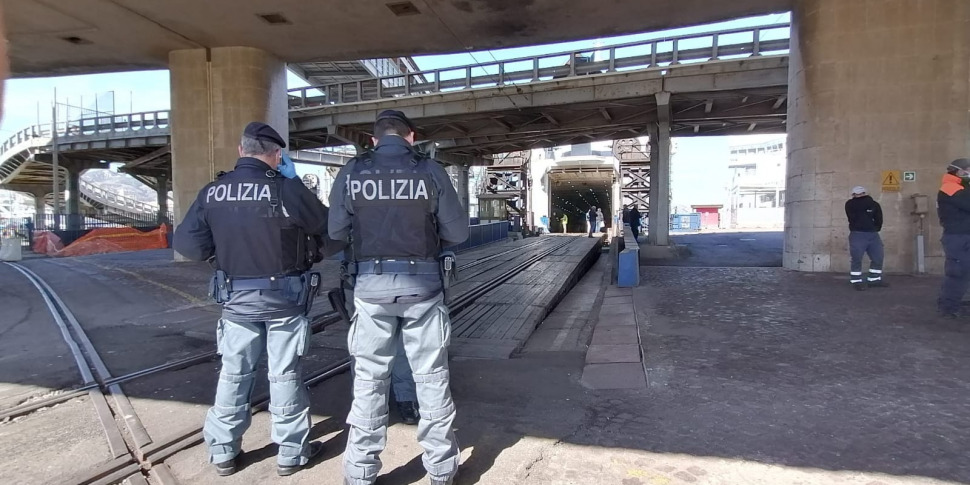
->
xmin=124 ymin=145 xmax=171 ymax=169
xmin=435 ymin=151 xmax=477 ymax=166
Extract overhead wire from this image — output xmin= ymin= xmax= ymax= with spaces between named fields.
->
xmin=420 ymin=2 xmax=523 ymax=111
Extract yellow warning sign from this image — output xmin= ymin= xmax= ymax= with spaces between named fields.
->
xmin=882 ymin=170 xmax=901 ymax=192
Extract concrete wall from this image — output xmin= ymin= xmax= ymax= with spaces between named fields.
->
xmin=169 ymin=46 xmax=287 ymax=227
xmin=786 ymin=0 xmax=970 ymax=274
xmin=737 ymin=207 xmax=785 ymax=228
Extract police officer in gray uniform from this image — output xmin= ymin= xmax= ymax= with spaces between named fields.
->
xmin=174 ymin=122 xmax=338 ymax=477
xmin=330 ymin=110 xmax=468 ymax=485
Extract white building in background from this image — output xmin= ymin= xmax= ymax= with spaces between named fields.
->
xmin=726 ymin=137 xmax=786 ymax=229
xmin=0 ymin=190 xmax=37 ymax=219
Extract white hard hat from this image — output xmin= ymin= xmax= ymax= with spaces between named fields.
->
xmin=851 ymin=186 xmax=867 ymax=195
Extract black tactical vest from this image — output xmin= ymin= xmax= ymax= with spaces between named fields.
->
xmin=203 ymin=161 xmax=310 ymax=278
xmin=346 ymin=150 xmax=439 ymax=261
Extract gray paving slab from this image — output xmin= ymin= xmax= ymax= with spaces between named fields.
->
xmin=532 ymin=310 xmax=591 ymax=330
xmin=595 ymin=312 xmax=637 ymax=327
xmin=604 ymin=287 xmax=632 ymax=297
xmin=524 ymin=326 xmax=588 ymax=353
xmin=590 ymin=326 xmax=639 ymax=345
xmin=598 ymin=304 xmax=635 ymax=318
xmin=585 ymin=344 xmax=641 ymax=364
xmin=580 ymin=363 xmax=647 ymax=389
xmin=601 ymin=295 xmax=632 ymax=306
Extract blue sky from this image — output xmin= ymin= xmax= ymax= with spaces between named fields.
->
xmin=0 ymin=12 xmax=789 ymax=207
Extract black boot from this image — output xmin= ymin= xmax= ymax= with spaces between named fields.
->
xmin=278 ymin=441 xmax=324 ymax=476
xmin=868 ymin=279 xmax=889 ymax=288
xmin=396 ymin=400 xmax=420 ymax=425
xmin=213 ymin=459 xmax=236 ymax=477
xmin=430 ymin=471 xmax=457 ymax=485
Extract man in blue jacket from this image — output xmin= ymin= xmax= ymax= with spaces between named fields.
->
xmin=937 ymin=158 xmax=970 ymax=317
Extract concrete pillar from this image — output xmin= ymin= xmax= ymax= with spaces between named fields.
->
xmin=447 ymin=163 xmax=471 ymax=223
xmin=458 ymin=165 xmax=470 ymax=219
xmin=65 ymin=166 xmax=81 ymax=231
xmin=787 ymin=0 xmax=970 ymax=274
xmin=155 ymin=174 xmax=170 ymax=225
xmin=33 ymin=193 xmax=47 ymax=229
xmin=169 ymin=46 xmax=288 ymax=229
xmin=647 ymin=92 xmax=672 ymax=246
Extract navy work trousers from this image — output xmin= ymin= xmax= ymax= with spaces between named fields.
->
xmin=848 ymin=231 xmax=884 ymax=284
xmin=939 ymin=234 xmax=970 ymax=314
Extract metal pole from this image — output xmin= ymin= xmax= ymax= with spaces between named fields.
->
xmin=916 ymin=215 xmax=926 ymax=274
xmin=51 ymin=96 xmax=61 ymax=229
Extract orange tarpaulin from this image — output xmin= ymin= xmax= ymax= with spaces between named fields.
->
xmin=33 ymin=225 xmax=169 ymax=257
xmin=32 ymin=231 xmax=64 ymax=255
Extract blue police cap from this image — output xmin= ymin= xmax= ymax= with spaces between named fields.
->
xmin=375 ymin=110 xmax=416 ymax=132
xmin=243 ymin=121 xmax=286 ymax=149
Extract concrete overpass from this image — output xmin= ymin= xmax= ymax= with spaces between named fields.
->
xmin=5 ymin=0 xmax=790 ymax=76
xmin=3 ymin=23 xmax=789 ymax=244
xmin=5 ymin=0 xmax=970 ymax=275
xmin=288 ymin=24 xmax=791 ymax=156
xmin=0 ymin=113 xmax=352 ymax=229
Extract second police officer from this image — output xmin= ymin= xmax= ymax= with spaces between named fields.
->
xmin=174 ymin=122 xmax=342 ymax=477
xmin=329 ymin=110 xmax=468 ymax=485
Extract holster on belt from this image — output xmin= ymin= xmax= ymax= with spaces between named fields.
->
xmin=439 ymin=251 xmax=458 ymax=305
xmin=304 ymin=272 xmax=322 ymax=315
xmin=209 ymin=270 xmax=231 ymax=304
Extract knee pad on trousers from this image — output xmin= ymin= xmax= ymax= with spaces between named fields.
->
xmin=347 ymin=377 xmax=390 ymax=430
xmin=219 ymin=370 xmax=256 ymax=384
xmin=413 ymin=369 xmax=456 ymax=420
xmin=267 ymin=372 xmax=309 ymax=416
xmin=214 ymin=370 xmax=256 ymax=411
xmin=413 ymin=369 xmax=449 ymax=384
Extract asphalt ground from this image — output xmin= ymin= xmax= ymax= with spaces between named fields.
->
xmin=645 ymin=230 xmax=784 ymax=267
xmin=2 ymin=241 xmax=969 ymax=484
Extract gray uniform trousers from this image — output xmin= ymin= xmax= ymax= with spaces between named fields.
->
xmin=346 ymin=285 xmax=418 ymax=403
xmin=343 ymin=294 xmax=460 ymax=484
xmin=849 ymin=231 xmax=884 ymax=284
xmin=203 ymin=314 xmax=313 ymax=466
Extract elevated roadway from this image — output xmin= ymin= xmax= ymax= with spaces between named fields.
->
xmin=0 ymin=112 xmax=353 ymax=227
xmin=1 ymin=23 xmax=790 ymax=240
xmin=288 ymin=24 xmax=791 ymax=158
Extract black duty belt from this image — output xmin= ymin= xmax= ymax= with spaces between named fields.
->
xmin=231 ymin=275 xmax=303 ymax=291
xmin=350 ymin=259 xmax=439 ymax=276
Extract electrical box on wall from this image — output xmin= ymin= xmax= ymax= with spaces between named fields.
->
xmin=912 ymin=194 xmax=929 ymax=215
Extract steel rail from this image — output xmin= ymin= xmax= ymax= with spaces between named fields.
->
xmin=0 ymin=241 xmax=546 ymax=421
xmin=63 ymin=236 xmax=585 ymax=483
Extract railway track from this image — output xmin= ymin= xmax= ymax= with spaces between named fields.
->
xmin=2 ymin=236 xmax=582 ymax=484
xmin=7 ymin=263 xmax=173 ymax=484
xmin=0 ymin=239 xmax=558 ymax=422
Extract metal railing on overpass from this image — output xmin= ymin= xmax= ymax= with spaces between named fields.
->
xmin=78 ymin=179 xmax=161 ymax=216
xmin=0 ymin=110 xmax=170 ymax=155
xmin=288 ymin=23 xmax=791 ymax=108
